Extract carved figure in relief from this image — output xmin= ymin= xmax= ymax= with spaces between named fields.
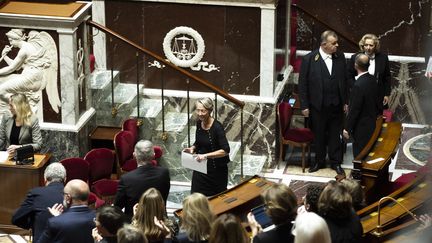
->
xmin=0 ymin=29 xmax=61 ymax=114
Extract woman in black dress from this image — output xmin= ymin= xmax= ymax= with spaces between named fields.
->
xmin=184 ymin=97 xmax=230 ymax=196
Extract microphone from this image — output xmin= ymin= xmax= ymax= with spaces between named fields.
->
xmin=372 ymin=196 xmax=419 ymax=237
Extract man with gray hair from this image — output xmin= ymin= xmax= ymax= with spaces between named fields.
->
xmin=114 ymin=140 xmax=170 ymax=218
xmin=12 ymin=162 xmax=66 ymax=242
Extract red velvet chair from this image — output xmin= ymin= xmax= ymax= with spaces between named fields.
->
xmin=122 ymin=118 xmax=138 ymax=143
xmin=277 ymin=102 xmax=314 ymax=172
xmin=114 ymin=130 xmax=138 ymax=176
xmin=60 ymin=157 xmax=105 ymax=208
xmin=84 ymin=148 xmax=119 ymax=205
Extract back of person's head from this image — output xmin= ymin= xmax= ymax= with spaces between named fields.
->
xmin=318 ymin=181 xmax=353 ymax=219
xmin=182 ymin=193 xmax=214 ymax=241
xmin=209 ymin=214 xmax=248 ymax=243
xmin=64 ymin=179 xmax=90 ymax=206
xmin=96 ymin=205 xmax=127 ymax=236
xmin=44 ymin=162 xmax=66 ymax=184
xmin=133 ymin=188 xmax=168 ymax=241
xmin=117 ymin=224 xmax=148 ymax=243
xmin=262 ymin=183 xmax=298 ymax=225
xmin=293 ymin=212 xmax=331 ymax=243
xmin=134 ymin=140 xmax=154 ymax=165
xmin=10 ymin=93 xmax=32 ymax=126
xmin=305 ymin=184 xmax=324 ymax=213
xmin=355 ymin=53 xmax=370 ymax=72
xmin=341 ymin=179 xmax=365 ymax=211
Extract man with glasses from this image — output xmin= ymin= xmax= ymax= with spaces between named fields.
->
xmin=38 ymin=179 xmax=95 ymax=243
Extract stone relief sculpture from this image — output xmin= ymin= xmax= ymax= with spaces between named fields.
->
xmin=0 ymin=29 xmax=61 ymax=115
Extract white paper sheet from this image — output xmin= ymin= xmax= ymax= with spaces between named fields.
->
xmin=0 ymin=151 xmax=9 ymax=163
xmin=366 ymin=157 xmax=385 ymax=164
xmin=181 ymin=151 xmax=207 ymax=174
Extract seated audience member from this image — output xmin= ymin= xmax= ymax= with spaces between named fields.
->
xmin=92 ymin=205 xmax=128 ymax=243
xmin=292 ymin=212 xmax=331 ymax=243
xmin=297 ymin=184 xmax=323 ymax=214
xmin=175 ymin=193 xmax=214 ymax=243
xmin=0 ymin=93 xmax=42 ymax=153
xmin=247 ymin=183 xmax=297 ymax=243
xmin=117 ymin=224 xmax=148 ymax=243
xmin=318 ymin=181 xmax=363 ymax=243
xmin=12 ymin=162 xmax=66 ymax=242
xmin=38 ymin=179 xmax=96 ymax=243
xmin=341 ymin=179 xmax=365 ymax=211
xmin=208 ymin=214 xmax=249 ymax=243
xmin=132 ymin=188 xmax=173 ymax=243
xmin=114 ymin=140 xmax=170 ymax=218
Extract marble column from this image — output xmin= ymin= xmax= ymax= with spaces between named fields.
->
xmin=260 ymin=7 xmax=276 ymax=97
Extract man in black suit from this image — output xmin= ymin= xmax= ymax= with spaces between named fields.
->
xmin=348 ymin=33 xmax=391 ymax=113
xmin=12 ymin=162 xmax=66 ymax=243
xmin=299 ymin=30 xmax=348 ymax=175
xmin=114 ymin=140 xmax=170 ymax=218
xmin=38 ymin=179 xmax=96 ymax=243
xmin=344 ymin=54 xmax=380 ymax=157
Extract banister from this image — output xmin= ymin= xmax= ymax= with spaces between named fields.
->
xmin=291 ymin=4 xmax=358 ymax=49
xmin=87 ymin=20 xmax=244 ymax=108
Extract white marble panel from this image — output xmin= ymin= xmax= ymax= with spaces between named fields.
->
xmin=233 ymin=154 xmax=267 ymax=176
xmin=156 ymin=112 xmax=190 ymax=132
xmin=260 ymin=8 xmax=276 ymax=97
xmin=131 ymin=98 xmax=167 ymax=118
xmin=92 ymin=0 xmax=107 ymax=69
xmin=58 ymin=30 xmax=79 ymax=125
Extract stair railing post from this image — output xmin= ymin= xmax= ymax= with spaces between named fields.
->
xmin=214 ymin=93 xmax=218 ymax=121
xmin=187 ymin=79 xmax=191 ymax=147
xmin=241 ymin=107 xmax=244 ymax=179
xmin=109 ymin=37 xmax=117 ymax=117
xmin=161 ymin=68 xmax=167 ymax=141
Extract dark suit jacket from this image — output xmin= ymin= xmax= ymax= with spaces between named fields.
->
xmin=252 ymin=221 xmax=294 ymax=243
xmin=114 ymin=164 xmax=170 ymax=217
xmin=348 ymin=52 xmax=391 ymax=107
xmin=37 ymin=206 xmax=96 ymax=243
xmin=345 ymin=73 xmax=380 ymax=156
xmin=298 ymin=49 xmax=348 ymax=111
xmin=11 ymin=182 xmax=64 ymax=243
xmin=0 ymin=114 xmax=42 ymax=151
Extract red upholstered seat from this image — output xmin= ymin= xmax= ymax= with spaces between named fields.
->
xmin=60 ymin=158 xmax=90 ymax=183
xmin=84 ymin=148 xmax=119 ymax=204
xmin=114 ymin=130 xmax=138 ymax=176
xmin=383 ymin=109 xmax=393 ymax=122
xmin=122 ymin=118 xmax=138 ymax=143
xmin=88 ymin=192 xmax=105 ymax=209
xmin=277 ymin=102 xmax=314 ymax=172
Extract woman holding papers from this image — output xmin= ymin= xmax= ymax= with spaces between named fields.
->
xmin=184 ymin=97 xmax=230 ymax=197
xmin=0 ymin=93 xmax=42 ymax=154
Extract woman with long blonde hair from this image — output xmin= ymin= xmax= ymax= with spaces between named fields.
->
xmin=0 ymin=93 xmax=42 ymax=154
xmin=176 ymin=193 xmax=214 ymax=243
xmin=132 ymin=188 xmax=172 ymax=243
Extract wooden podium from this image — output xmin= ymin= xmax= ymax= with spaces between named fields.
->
xmin=0 ymin=154 xmax=51 ymax=233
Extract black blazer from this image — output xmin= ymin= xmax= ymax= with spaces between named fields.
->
xmin=0 ymin=114 xmax=43 ymax=151
xmin=252 ymin=221 xmax=294 ymax=243
xmin=114 ymin=164 xmax=170 ymax=217
xmin=299 ymin=49 xmax=348 ymax=111
xmin=37 ymin=206 xmax=96 ymax=243
xmin=12 ymin=182 xmax=64 ymax=243
xmin=345 ymin=73 xmax=380 ymax=135
xmin=348 ymin=52 xmax=391 ymax=103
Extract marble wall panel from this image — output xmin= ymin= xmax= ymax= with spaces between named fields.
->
xmin=104 ymin=0 xmax=261 ymax=95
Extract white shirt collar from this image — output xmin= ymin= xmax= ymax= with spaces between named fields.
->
xmin=355 ymin=71 xmax=368 ymax=80
xmin=319 ymin=47 xmax=332 ymax=59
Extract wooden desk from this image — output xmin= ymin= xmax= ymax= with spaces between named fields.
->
xmin=89 ymin=126 xmax=121 ymax=150
xmin=0 ymin=154 xmax=51 ymax=233
xmin=175 ymin=176 xmax=274 ymax=221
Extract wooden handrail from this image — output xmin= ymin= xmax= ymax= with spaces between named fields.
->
xmin=291 ymin=4 xmax=358 ymax=49
xmin=87 ymin=20 xmax=245 ymax=108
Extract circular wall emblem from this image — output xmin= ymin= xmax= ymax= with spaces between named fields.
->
xmin=163 ymin=26 xmax=205 ymax=68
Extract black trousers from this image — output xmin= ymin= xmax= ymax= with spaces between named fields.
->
xmin=310 ymin=105 xmax=343 ymax=165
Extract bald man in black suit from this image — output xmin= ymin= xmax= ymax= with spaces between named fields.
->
xmin=299 ymin=30 xmax=348 ymax=175
xmin=344 ymin=54 xmax=380 ymax=157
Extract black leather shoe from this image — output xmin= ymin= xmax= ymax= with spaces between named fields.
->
xmin=308 ymin=164 xmax=324 ymax=173
xmin=331 ymin=164 xmax=345 ymax=175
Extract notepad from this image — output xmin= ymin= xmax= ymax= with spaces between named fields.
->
xmin=366 ymin=157 xmax=385 ymax=164
xmin=0 ymin=151 xmax=8 ymax=163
